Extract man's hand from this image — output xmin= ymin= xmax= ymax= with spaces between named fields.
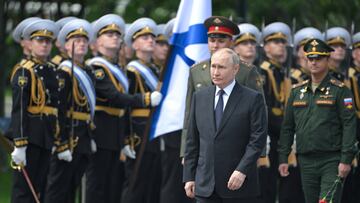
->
xmin=150 ymin=91 xmax=162 ymax=107
xmin=11 ymin=146 xmax=27 ymax=166
xmin=338 ymin=163 xmax=351 ymax=178
xmin=57 ymin=149 xmax=73 ymax=162
xmin=227 ymin=170 xmax=246 ymax=190
xmin=278 ymin=163 xmax=290 ymax=177
xmin=184 ymin=181 xmax=195 ymax=198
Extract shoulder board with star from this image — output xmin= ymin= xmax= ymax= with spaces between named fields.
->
xmin=191 ymin=59 xmax=210 ymax=70
xmin=330 ymin=78 xmax=345 ymax=87
xmin=348 ymin=67 xmax=356 ymax=78
xmin=239 ymin=60 xmax=255 ymax=69
xmin=260 ymin=61 xmax=271 ymax=70
xmin=291 ymin=68 xmax=302 ymax=81
xmin=51 ymin=55 xmax=63 ymax=65
xmin=292 ymin=80 xmax=309 ymax=89
xmin=22 ymin=60 xmax=35 ymax=70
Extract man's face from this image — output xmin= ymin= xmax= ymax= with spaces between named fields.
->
xmin=132 ymin=34 xmax=155 ymax=53
xmin=65 ymin=36 xmax=89 ymax=58
xmin=31 ymin=37 xmax=52 ymax=59
xmin=97 ymin=31 xmax=122 ymax=50
xmin=153 ymin=41 xmax=169 ymax=61
xmin=352 ymin=48 xmax=360 ymax=65
xmin=233 ymin=40 xmax=256 ymax=59
xmin=208 ymin=37 xmax=232 ymax=54
xmin=264 ymin=39 xmax=287 ymax=60
xmin=330 ymin=43 xmax=346 ymax=61
xmin=210 ymin=52 xmax=239 ymax=89
xmin=307 ymin=56 xmax=329 ymax=75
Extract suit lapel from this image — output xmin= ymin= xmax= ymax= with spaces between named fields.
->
xmin=206 ymin=86 xmax=216 ymax=134
xmin=216 ymin=83 xmax=242 ymax=136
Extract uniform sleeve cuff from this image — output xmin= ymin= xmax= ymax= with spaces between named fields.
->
xmin=279 ymin=154 xmax=289 ymax=164
xmin=56 ymin=141 xmax=70 ymax=153
xmin=13 ymin=137 xmax=28 ymax=147
xmin=144 ymin=92 xmax=151 ymax=107
xmin=341 ymin=153 xmax=355 ymax=165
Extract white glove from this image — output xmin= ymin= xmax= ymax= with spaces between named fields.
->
xmin=57 ymin=149 xmax=73 ymax=162
xmin=150 ymin=91 xmax=163 ymax=107
xmin=11 ymin=146 xmax=27 ymax=166
xmin=90 ymin=139 xmax=97 ymax=153
xmin=266 ymin=136 xmax=271 ymax=155
xmin=121 ymin=145 xmax=136 ymax=159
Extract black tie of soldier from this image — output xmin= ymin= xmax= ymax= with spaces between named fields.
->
xmin=215 ymin=89 xmax=224 ymax=130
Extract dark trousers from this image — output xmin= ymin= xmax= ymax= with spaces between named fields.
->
xmin=298 ymin=153 xmax=343 ymax=203
xmin=86 ymin=148 xmax=124 ymax=203
xmin=44 ymin=152 xmax=89 ymax=203
xmin=11 ymin=143 xmax=51 ymax=203
xmin=196 ymin=192 xmax=261 ymax=203
xmin=121 ymin=150 xmax=161 ymax=203
xmin=279 ymin=167 xmax=305 ymax=203
xmin=341 ymin=164 xmax=360 ymax=203
xmin=160 ymin=144 xmax=194 ymax=203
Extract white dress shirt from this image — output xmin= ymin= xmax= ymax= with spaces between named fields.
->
xmin=214 ymin=79 xmax=236 ymax=111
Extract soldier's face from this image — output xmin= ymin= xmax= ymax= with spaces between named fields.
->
xmin=132 ymin=34 xmax=155 ymax=53
xmin=210 ymin=52 xmax=239 ymax=89
xmin=307 ymin=56 xmax=329 ymax=75
xmin=330 ymin=43 xmax=346 ymax=61
xmin=31 ymin=37 xmax=52 ymax=59
xmin=233 ymin=40 xmax=256 ymax=60
xmin=153 ymin=42 xmax=169 ymax=61
xmin=208 ymin=37 xmax=232 ymax=54
xmin=65 ymin=36 xmax=89 ymax=58
xmin=264 ymin=39 xmax=287 ymax=60
xmin=20 ymin=39 xmax=32 ymax=56
xmin=297 ymin=45 xmax=309 ymax=70
xmin=352 ymin=48 xmax=360 ymax=65
xmin=97 ymin=31 xmax=122 ymax=50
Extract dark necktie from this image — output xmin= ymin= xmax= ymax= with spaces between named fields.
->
xmin=215 ymin=89 xmax=225 ymax=130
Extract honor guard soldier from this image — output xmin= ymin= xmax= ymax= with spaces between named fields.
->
xmin=278 ymin=38 xmax=357 ymax=203
xmin=153 ymin=23 xmax=170 ymax=74
xmin=341 ymin=31 xmax=360 ymax=203
xmin=324 ymin=27 xmax=351 ymax=82
xmin=44 ymin=19 xmax=96 ymax=203
xmin=180 ymin=16 xmax=264 ymax=162
xmin=86 ymin=14 xmax=162 ymax=203
xmin=52 ymin=16 xmax=78 ymax=65
xmin=293 ymin=27 xmax=324 ymax=82
xmin=7 ymin=19 xmax=72 ymax=203
xmin=259 ymin=21 xmax=293 ymax=203
xmin=12 ymin=17 xmax=41 ymax=59
xmin=121 ymin=17 xmax=163 ymax=203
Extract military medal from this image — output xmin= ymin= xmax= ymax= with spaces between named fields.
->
xmin=325 ymin=87 xmax=330 ymax=95
xmin=300 ymin=88 xmax=307 ymax=99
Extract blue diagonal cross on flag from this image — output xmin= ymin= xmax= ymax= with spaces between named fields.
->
xmin=150 ymin=0 xmax=212 ymax=139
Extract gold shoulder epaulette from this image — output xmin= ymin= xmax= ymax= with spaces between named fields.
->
xmin=348 ymin=67 xmax=356 ymax=78
xmin=51 ymin=55 xmax=63 ymax=65
xmin=22 ymin=60 xmax=35 ymax=70
xmin=291 ymin=68 xmax=302 ymax=80
xmin=127 ymin=66 xmax=137 ymax=72
xmin=292 ymin=80 xmax=309 ymax=89
xmin=330 ymin=78 xmax=345 ymax=87
xmin=260 ymin=61 xmax=271 ymax=70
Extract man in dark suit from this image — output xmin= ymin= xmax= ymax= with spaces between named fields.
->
xmin=183 ymin=48 xmax=267 ymax=203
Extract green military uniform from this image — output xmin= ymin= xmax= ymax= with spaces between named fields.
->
xmin=279 ymin=39 xmax=357 ymax=203
xmin=180 ymin=59 xmax=263 ymax=156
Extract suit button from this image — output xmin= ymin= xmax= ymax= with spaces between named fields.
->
xmin=40 ymin=77 xmax=44 ymax=80
xmin=202 ymin=64 xmax=207 ymax=70
xmin=196 ymin=83 xmax=202 ymax=88
xmin=40 ymin=66 xmax=43 ymax=69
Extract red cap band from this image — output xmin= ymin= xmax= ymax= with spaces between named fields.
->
xmin=208 ymin=26 xmax=234 ymax=36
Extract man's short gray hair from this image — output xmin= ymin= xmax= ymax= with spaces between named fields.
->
xmin=211 ymin=48 xmax=240 ymax=65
